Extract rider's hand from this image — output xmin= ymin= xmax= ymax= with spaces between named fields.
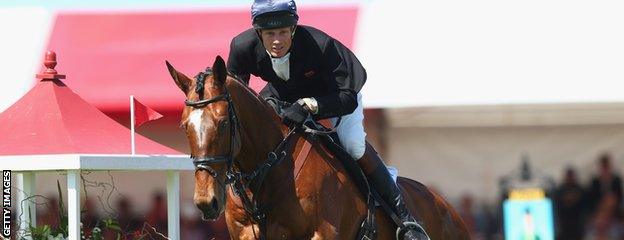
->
xmin=282 ymin=102 xmax=310 ymax=126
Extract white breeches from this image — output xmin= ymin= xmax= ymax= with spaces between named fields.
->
xmin=331 ymin=93 xmax=367 ymax=160
xmin=329 ymin=93 xmax=399 ymax=182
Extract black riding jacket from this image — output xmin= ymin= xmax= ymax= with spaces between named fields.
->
xmin=227 ymin=25 xmax=367 ymax=119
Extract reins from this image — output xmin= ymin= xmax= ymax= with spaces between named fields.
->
xmin=185 ymin=68 xmax=299 ymax=240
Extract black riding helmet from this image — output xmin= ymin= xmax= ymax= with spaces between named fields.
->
xmin=251 ymin=0 xmax=299 ymax=30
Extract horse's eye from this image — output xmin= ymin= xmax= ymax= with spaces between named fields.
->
xmin=219 ymin=120 xmax=229 ymax=129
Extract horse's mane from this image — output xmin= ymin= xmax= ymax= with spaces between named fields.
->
xmin=223 ymin=74 xmax=284 ymax=132
xmin=198 ymin=67 xmax=277 ymax=120
xmin=226 ymin=76 xmax=273 ymax=112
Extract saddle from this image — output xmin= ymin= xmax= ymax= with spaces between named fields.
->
xmin=266 ymin=98 xmax=405 ymax=240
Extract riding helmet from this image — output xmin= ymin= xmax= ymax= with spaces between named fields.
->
xmin=251 ymin=0 xmax=298 ymax=29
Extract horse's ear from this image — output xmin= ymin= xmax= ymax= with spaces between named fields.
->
xmin=166 ymin=60 xmax=193 ymax=93
xmin=212 ymin=56 xmax=227 ymax=86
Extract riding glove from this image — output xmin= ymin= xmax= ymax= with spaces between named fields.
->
xmin=282 ymin=102 xmax=309 ymax=126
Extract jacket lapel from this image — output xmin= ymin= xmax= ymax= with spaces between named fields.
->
xmin=288 ymin=32 xmax=304 ymax=81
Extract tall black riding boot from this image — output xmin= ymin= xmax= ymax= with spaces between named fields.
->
xmin=357 ymin=145 xmax=431 ymax=240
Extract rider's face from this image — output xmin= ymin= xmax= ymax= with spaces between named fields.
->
xmin=260 ymin=26 xmax=293 ymax=58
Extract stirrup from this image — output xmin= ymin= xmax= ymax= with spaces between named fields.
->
xmin=396 ymin=221 xmax=431 ymax=240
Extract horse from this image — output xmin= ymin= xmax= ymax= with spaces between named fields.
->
xmin=166 ymin=56 xmax=470 ymax=240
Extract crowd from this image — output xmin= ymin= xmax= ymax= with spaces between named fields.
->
xmin=459 ymin=153 xmax=624 ymax=240
xmin=555 ymin=153 xmax=623 ymax=240
xmin=2 ymin=153 xmax=620 ymax=239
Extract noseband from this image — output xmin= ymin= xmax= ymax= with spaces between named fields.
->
xmin=185 ymin=68 xmax=296 ymax=240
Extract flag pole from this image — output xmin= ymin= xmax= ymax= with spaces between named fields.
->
xmin=130 ymin=95 xmax=136 ymax=155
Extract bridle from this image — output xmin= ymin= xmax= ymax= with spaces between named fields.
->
xmin=185 ymin=68 xmax=239 ymax=181
xmin=184 ymin=68 xmax=296 ymax=240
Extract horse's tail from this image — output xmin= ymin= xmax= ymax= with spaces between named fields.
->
xmin=397 ymin=177 xmax=472 ymax=240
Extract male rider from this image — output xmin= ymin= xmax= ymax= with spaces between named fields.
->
xmin=227 ymin=1 xmax=430 ymax=239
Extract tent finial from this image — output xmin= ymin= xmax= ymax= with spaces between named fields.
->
xmin=36 ymin=50 xmax=66 ymax=81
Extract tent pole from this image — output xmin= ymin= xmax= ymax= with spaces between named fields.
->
xmin=16 ymin=172 xmax=36 ymax=239
xmin=166 ymin=170 xmax=180 ymax=240
xmin=67 ymin=170 xmax=81 ymax=240
xmin=130 ymin=95 xmax=136 ymax=155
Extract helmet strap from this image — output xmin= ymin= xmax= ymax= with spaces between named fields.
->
xmin=291 ymin=25 xmax=297 ymax=39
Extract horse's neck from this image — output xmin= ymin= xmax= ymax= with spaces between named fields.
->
xmin=226 ymin=79 xmax=285 ymax=171
xmin=226 ymin=80 xmax=310 ymax=207
xmin=226 ymin=81 xmax=367 ymax=233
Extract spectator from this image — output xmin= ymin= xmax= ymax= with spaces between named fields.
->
xmin=584 ymin=193 xmax=624 ymax=240
xmin=81 ymin=197 xmax=100 ymax=231
xmin=458 ymin=193 xmax=486 ymax=240
xmin=587 ymin=153 xmax=623 ymax=214
xmin=116 ymin=197 xmax=143 ymax=235
xmin=181 ymin=201 xmax=229 ymax=240
xmin=554 ymin=167 xmax=586 ymax=240
xmin=37 ymin=196 xmax=60 ymax=230
xmin=181 ymin=203 xmax=206 ymax=239
xmin=145 ymin=192 xmax=168 ymax=236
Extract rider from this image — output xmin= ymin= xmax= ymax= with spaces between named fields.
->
xmin=227 ymin=1 xmax=430 ymax=239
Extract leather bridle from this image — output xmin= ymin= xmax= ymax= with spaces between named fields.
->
xmin=185 ymin=68 xmax=239 ymax=182
xmin=185 ymin=68 xmax=296 ymax=240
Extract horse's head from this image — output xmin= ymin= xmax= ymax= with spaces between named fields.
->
xmin=166 ymin=56 xmax=240 ymax=220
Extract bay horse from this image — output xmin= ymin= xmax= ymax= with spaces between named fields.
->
xmin=167 ymin=56 xmax=470 ymax=240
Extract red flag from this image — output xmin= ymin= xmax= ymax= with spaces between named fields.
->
xmin=133 ymin=97 xmax=163 ymax=127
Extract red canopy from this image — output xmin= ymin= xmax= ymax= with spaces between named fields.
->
xmin=0 ymin=52 xmax=180 ymax=155
xmin=45 ymin=7 xmax=359 ymax=114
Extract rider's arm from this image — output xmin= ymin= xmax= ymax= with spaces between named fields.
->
xmin=313 ymin=38 xmax=367 ymax=119
xmin=227 ymin=37 xmax=252 ymax=86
